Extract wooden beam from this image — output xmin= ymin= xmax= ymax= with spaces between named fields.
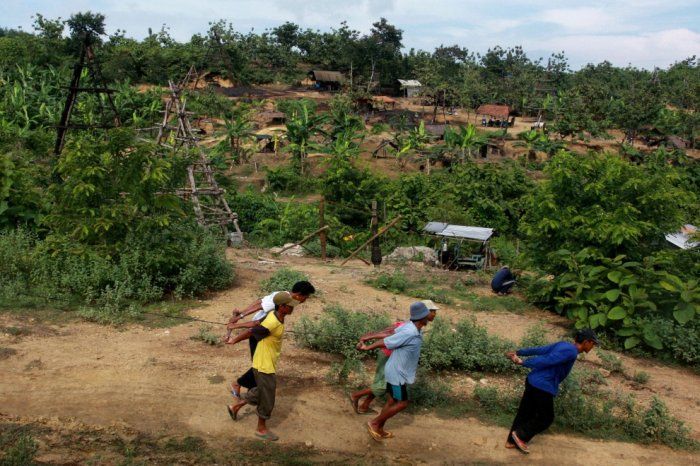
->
xmin=276 ymin=225 xmax=330 ymax=254
xmin=341 ymin=216 xmax=402 ymax=266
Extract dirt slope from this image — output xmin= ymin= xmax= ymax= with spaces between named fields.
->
xmin=1 ymin=249 xmax=698 ymax=464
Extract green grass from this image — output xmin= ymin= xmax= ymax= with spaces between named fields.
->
xmin=365 ymin=269 xmax=531 ymax=313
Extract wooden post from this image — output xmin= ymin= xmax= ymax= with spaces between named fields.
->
xmin=341 ymin=216 xmax=402 ymax=266
xmin=319 ymin=197 xmax=327 ymax=261
xmin=370 ymin=200 xmax=382 ymax=268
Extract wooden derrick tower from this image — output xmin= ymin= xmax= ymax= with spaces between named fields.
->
xmin=55 ymin=34 xmax=121 ymax=155
xmin=155 ymin=67 xmax=243 ymax=244
xmin=528 ymin=58 xmax=559 ymax=127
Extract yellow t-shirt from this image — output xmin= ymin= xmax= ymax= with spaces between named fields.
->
xmin=252 ymin=312 xmax=284 ymax=374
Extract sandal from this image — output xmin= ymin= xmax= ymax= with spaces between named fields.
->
xmin=349 ymin=394 xmax=361 ymax=414
xmin=366 ymin=422 xmax=383 ymax=442
xmin=381 ymin=430 xmax=394 ymax=439
xmin=255 ymin=431 xmax=279 ymax=441
xmin=227 ymin=405 xmax=237 ymax=421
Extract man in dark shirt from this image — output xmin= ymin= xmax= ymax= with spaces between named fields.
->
xmin=505 ymin=328 xmax=599 ymax=454
xmin=491 ymin=266 xmax=516 ymax=295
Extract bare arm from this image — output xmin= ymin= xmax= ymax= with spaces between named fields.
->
xmin=359 ymin=324 xmax=397 ymax=342
xmin=227 ymin=299 xmax=263 ymax=327
xmin=228 ymin=319 xmax=263 ymax=330
xmin=226 ymin=329 xmax=253 ymax=345
xmin=357 ymin=339 xmax=387 ymax=351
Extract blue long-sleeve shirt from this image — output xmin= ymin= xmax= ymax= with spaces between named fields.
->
xmin=517 ymin=341 xmax=579 ymax=396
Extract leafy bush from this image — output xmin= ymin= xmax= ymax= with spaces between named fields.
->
xmin=294 ymin=305 xmax=391 ymax=358
xmin=260 ymin=268 xmax=309 ymax=293
xmin=0 ymin=226 xmax=234 ymax=322
xmin=648 ymin=318 xmax=700 ymax=366
xmin=421 ymin=317 xmax=515 ymax=373
xmin=265 ymin=165 xmax=319 ymax=194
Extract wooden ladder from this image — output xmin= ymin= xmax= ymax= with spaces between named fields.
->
xmin=156 ymin=68 xmax=243 ymax=244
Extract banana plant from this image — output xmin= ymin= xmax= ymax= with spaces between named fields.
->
xmin=285 ymin=102 xmax=327 ymax=174
xmin=444 ymin=124 xmax=486 ymax=161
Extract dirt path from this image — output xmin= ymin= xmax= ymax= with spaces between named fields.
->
xmin=1 ymin=249 xmax=698 ymax=464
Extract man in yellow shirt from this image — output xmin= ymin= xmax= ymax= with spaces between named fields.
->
xmin=225 ymin=292 xmax=298 ymax=441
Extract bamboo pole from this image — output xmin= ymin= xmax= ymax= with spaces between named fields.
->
xmin=341 ymin=216 xmax=402 ymax=266
xmin=276 ymin=225 xmax=330 ymax=254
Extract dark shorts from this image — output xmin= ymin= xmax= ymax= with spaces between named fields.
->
xmin=386 ymin=383 xmax=409 ymax=402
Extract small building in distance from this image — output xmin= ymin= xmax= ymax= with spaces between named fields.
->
xmin=398 ymin=79 xmax=422 ymax=97
xmin=476 ymin=104 xmax=515 ymax=128
xmin=308 ymin=70 xmax=345 ymax=91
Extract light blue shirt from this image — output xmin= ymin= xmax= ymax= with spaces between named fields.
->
xmin=383 ymin=321 xmax=423 ymax=385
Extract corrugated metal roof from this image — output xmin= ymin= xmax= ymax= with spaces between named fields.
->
xmin=398 ymin=79 xmax=422 ymax=87
xmin=665 ymin=224 xmax=699 ymax=249
xmin=309 ymin=70 xmax=345 ymax=83
xmin=424 ymin=222 xmax=493 ymax=241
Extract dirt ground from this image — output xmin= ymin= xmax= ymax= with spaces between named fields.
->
xmin=1 ymin=249 xmax=699 ymax=465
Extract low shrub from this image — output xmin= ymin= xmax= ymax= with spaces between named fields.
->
xmin=633 ymin=371 xmax=650 ymax=384
xmin=365 ymin=271 xmax=409 ymax=293
xmin=597 ymin=350 xmax=624 ymax=374
xmin=260 ymin=268 xmax=309 ymax=293
xmin=519 ymin=323 xmax=550 ymax=347
xmin=266 ymin=165 xmax=319 ymax=194
xmin=647 ymin=318 xmax=700 ymax=366
xmin=0 ymin=431 xmax=38 ymax=466
xmin=421 ymin=317 xmax=515 ymax=373
xmin=191 ymin=326 xmax=221 ymax=346
xmin=294 ymin=305 xmax=391 ymax=358
xmin=0 ymin=226 xmax=234 ymax=323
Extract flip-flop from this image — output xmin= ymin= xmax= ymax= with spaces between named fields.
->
xmin=255 ymin=431 xmax=279 ymax=441
xmin=349 ymin=394 xmax=361 ymax=414
xmin=227 ymin=405 xmax=237 ymax=421
xmin=366 ymin=422 xmax=383 ymax=442
xmin=381 ymin=430 xmax=394 ymax=439
xmin=510 ymin=432 xmax=529 ymax=454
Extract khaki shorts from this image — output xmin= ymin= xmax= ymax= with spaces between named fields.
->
xmin=244 ymin=370 xmax=277 ymax=419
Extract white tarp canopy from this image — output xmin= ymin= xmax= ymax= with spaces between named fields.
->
xmin=665 ymin=224 xmax=699 ymax=250
xmin=423 ymin=222 xmax=493 ymax=241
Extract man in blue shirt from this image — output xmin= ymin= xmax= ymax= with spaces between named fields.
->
xmin=491 ymin=266 xmax=516 ymax=295
xmin=505 ymin=328 xmax=599 ymax=454
xmin=357 ymin=302 xmax=432 ymax=441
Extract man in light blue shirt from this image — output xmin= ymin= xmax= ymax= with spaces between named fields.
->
xmin=357 ymin=301 xmax=432 ymax=441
